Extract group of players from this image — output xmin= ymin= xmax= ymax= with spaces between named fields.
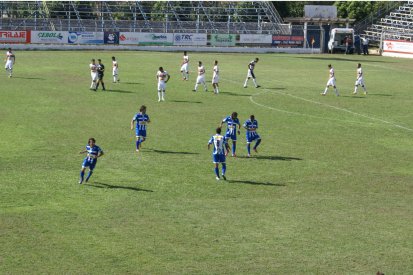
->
xmin=89 ymin=56 xmax=120 ymax=91
xmin=322 ymin=63 xmax=367 ymax=96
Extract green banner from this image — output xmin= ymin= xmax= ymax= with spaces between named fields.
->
xmin=210 ymin=34 xmax=236 ymax=46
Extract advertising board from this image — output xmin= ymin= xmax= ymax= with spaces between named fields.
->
xmin=173 ymin=33 xmax=207 ymax=46
xmin=0 ymin=31 xmax=30 ymax=43
xmin=240 ymin=34 xmax=272 ymax=44
xmin=104 ymin=32 xmax=119 ymax=44
xmin=383 ymin=40 xmax=413 ymax=58
xmin=68 ymin=32 xmax=104 ymax=44
xmin=31 ymin=31 xmax=68 ymax=44
xmin=272 ymin=35 xmax=304 ymax=47
xmin=210 ymin=34 xmax=236 ymax=46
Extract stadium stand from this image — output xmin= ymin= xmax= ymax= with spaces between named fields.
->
xmin=363 ymin=1 xmax=413 ymax=42
xmin=0 ymin=1 xmax=290 ymax=34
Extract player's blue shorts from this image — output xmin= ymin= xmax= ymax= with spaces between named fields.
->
xmin=246 ymin=132 xmax=261 ymax=143
xmin=212 ymin=153 xmax=226 ymax=164
xmin=82 ymin=157 xmax=97 ymax=170
xmin=136 ymin=129 xmax=147 ymax=138
xmin=225 ymin=131 xmax=237 ymax=141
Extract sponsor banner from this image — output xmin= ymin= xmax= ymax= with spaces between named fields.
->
xmin=272 ymin=35 xmax=304 ymax=47
xmin=240 ymin=34 xmax=272 ymax=44
xmin=0 ymin=31 xmax=30 ymax=43
xmin=173 ymin=33 xmax=207 ymax=46
xmin=31 ymin=31 xmax=68 ymax=44
xmin=104 ymin=31 xmax=119 ymax=44
xmin=383 ymin=40 xmax=413 ymax=55
xmin=137 ymin=33 xmax=173 ymax=45
xmin=68 ymin=32 xmax=104 ymax=44
xmin=210 ymin=34 xmax=236 ymax=47
xmin=119 ymin=32 xmax=140 ymax=45
xmin=304 ymin=5 xmax=337 ymax=18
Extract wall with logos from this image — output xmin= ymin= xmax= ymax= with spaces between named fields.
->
xmin=382 ymin=40 xmax=413 ymax=59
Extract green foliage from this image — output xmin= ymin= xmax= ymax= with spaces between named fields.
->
xmin=1 ymin=51 xmax=412 ymax=274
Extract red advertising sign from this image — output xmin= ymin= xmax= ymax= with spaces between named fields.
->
xmin=0 ymin=31 xmax=30 ymax=43
xmin=272 ymin=35 xmax=304 ymax=47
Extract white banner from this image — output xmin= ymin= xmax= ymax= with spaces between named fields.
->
xmin=240 ymin=34 xmax=272 ymax=44
xmin=383 ymin=40 xmax=413 ymax=58
xmin=31 ymin=31 xmax=68 ymax=44
xmin=68 ymin=32 xmax=104 ymax=44
xmin=173 ymin=33 xmax=207 ymax=46
xmin=305 ymin=5 xmax=337 ymax=18
xmin=119 ymin=32 xmax=140 ymax=45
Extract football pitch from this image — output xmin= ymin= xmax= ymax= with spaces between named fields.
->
xmin=1 ymin=50 xmax=412 ymax=274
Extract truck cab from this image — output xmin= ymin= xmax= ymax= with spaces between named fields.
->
xmin=328 ymin=28 xmax=355 ymax=54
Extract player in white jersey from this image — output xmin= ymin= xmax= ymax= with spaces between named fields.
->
xmin=89 ymin=59 xmax=97 ymax=91
xmin=244 ymin=58 xmax=260 ymax=88
xmin=4 ymin=48 xmax=15 ymax=78
xmin=193 ymin=61 xmax=208 ymax=92
xmin=112 ymin=56 xmax=120 ymax=83
xmin=180 ymin=51 xmax=189 ymax=80
xmin=212 ymin=60 xmax=220 ymax=94
xmin=321 ymin=64 xmax=339 ymax=96
xmin=156 ymin=66 xmax=170 ymax=102
xmin=353 ymin=63 xmax=367 ymax=95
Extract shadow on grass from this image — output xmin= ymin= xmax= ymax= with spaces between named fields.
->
xmin=86 ymin=182 xmax=153 ymax=192
xmin=228 ymin=180 xmax=286 ymax=187
xmin=106 ymin=89 xmax=134 ymax=94
xmin=170 ymin=100 xmax=202 ymax=104
xmin=294 ymin=56 xmax=390 ymax=63
xmin=120 ymin=82 xmax=142 ymax=85
xmin=222 ymin=92 xmax=252 ymax=97
xmin=12 ymin=76 xmax=45 ymax=80
xmin=264 ymin=87 xmax=286 ymax=90
xmin=238 ymin=155 xmax=302 ymax=161
xmin=368 ymin=94 xmax=392 ymax=97
xmin=149 ymin=149 xmax=199 ymax=155
xmin=341 ymin=95 xmax=367 ymax=99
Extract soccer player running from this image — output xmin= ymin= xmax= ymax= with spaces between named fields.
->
xmin=180 ymin=51 xmax=189 ymax=80
xmin=212 ymin=60 xmax=220 ymax=94
xmin=79 ymin=138 xmax=104 ymax=184
xmin=96 ymin=59 xmax=106 ymax=91
xmin=112 ymin=56 xmax=120 ymax=83
xmin=353 ymin=63 xmax=367 ymax=95
xmin=131 ymin=105 xmax=150 ymax=152
xmin=89 ymin=59 xmax=97 ymax=91
xmin=4 ymin=48 xmax=15 ymax=78
xmin=156 ymin=66 xmax=170 ymax=102
xmin=193 ymin=61 xmax=208 ymax=92
xmin=321 ymin=64 xmax=339 ymax=96
xmin=208 ymin=127 xmax=230 ymax=181
xmin=243 ymin=115 xmax=262 ymax=157
xmin=244 ymin=58 xmax=261 ymax=88
xmin=220 ymin=112 xmax=241 ymax=157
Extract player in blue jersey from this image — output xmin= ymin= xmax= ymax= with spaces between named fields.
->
xmin=243 ymin=115 xmax=262 ymax=157
xmin=130 ymin=105 xmax=150 ymax=152
xmin=220 ymin=112 xmax=241 ymax=157
xmin=79 ymin=138 xmax=104 ymax=184
xmin=208 ymin=127 xmax=230 ymax=181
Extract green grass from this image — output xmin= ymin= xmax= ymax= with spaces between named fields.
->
xmin=1 ymin=50 xmax=412 ymax=274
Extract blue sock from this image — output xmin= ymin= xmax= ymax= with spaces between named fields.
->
xmin=214 ymin=167 xmax=219 ymax=177
xmin=80 ymin=171 xmax=85 ymax=182
xmin=222 ymin=163 xmax=226 ymax=175
xmin=254 ymin=139 xmax=261 ymax=149
xmin=136 ymin=140 xmax=140 ymax=150
xmin=232 ymin=142 xmax=236 ymax=155
xmin=247 ymin=144 xmax=251 ymax=155
xmin=86 ymin=171 xmax=93 ymax=182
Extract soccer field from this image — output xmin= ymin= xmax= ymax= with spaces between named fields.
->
xmin=1 ymin=50 xmax=412 ymax=274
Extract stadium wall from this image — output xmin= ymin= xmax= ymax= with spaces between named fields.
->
xmin=0 ymin=30 xmax=320 ymax=54
xmin=382 ymin=40 xmax=413 ymax=59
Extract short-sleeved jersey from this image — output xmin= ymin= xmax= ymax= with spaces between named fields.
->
xmin=6 ymin=51 xmax=14 ymax=62
xmin=208 ymin=134 xmax=228 ymax=155
xmin=248 ymin=60 xmax=257 ymax=71
xmin=222 ymin=116 xmax=240 ymax=135
xmin=132 ymin=112 xmax=150 ymax=131
xmin=85 ymin=145 xmax=103 ymax=162
xmin=112 ymin=60 xmax=118 ymax=68
xmin=357 ymin=68 xmax=363 ymax=79
xmin=157 ymin=70 xmax=169 ymax=83
xmin=213 ymin=65 xmax=219 ymax=78
xmin=243 ymin=119 xmax=259 ymax=132
xmin=329 ymin=67 xmax=335 ymax=78
xmin=183 ymin=55 xmax=189 ymax=64
xmin=97 ymin=64 xmax=105 ymax=75
xmin=90 ymin=63 xmax=97 ymax=72
xmin=198 ymin=65 xmax=205 ymax=76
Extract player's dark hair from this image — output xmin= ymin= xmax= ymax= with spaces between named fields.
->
xmin=214 ymin=60 xmax=218 ymax=64
xmin=358 ymin=63 xmax=361 ymax=68
xmin=231 ymin=112 xmax=238 ymax=118
xmin=98 ymin=59 xmax=101 ymax=62
xmin=184 ymin=51 xmax=187 ymax=55
xmin=91 ymin=59 xmax=95 ymax=62
xmin=255 ymin=58 xmax=259 ymax=62
xmin=8 ymin=48 xmax=12 ymax=51
xmin=88 ymin=138 xmax=96 ymax=144
xmin=250 ymin=115 xmax=255 ymax=121
xmin=328 ymin=64 xmax=331 ymax=68
xmin=112 ymin=56 xmax=115 ymax=60
xmin=140 ymin=105 xmax=147 ymax=112
xmin=216 ymin=127 xmax=222 ymax=134
xmin=198 ymin=61 xmax=202 ymax=65
xmin=159 ymin=67 xmax=163 ymax=71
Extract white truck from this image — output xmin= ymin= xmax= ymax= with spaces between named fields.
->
xmin=328 ymin=28 xmax=355 ymax=54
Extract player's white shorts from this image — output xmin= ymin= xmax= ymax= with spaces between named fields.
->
xmin=112 ymin=68 xmax=118 ymax=76
xmin=196 ymin=75 xmax=205 ymax=84
xmin=91 ymin=72 xmax=97 ymax=81
xmin=212 ymin=75 xmax=219 ymax=84
xmin=181 ymin=63 xmax=189 ymax=72
xmin=158 ymin=82 xmax=166 ymax=91
xmin=247 ymin=69 xmax=256 ymax=79
xmin=5 ymin=60 xmax=13 ymax=70
xmin=355 ymin=77 xmax=364 ymax=86
xmin=326 ymin=77 xmax=336 ymax=87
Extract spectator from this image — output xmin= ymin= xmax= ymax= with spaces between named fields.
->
xmin=362 ymin=37 xmax=369 ymax=55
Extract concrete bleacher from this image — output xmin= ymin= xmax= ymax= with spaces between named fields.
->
xmin=364 ymin=1 xmax=413 ymax=42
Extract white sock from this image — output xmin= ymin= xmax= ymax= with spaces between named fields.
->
xmin=161 ymin=91 xmax=165 ymax=100
xmin=324 ymin=87 xmax=328 ymax=94
xmin=194 ymin=84 xmax=198 ymax=91
xmin=253 ymin=78 xmax=258 ymax=87
xmin=244 ymin=79 xmax=248 ymax=87
xmin=158 ymin=91 xmax=161 ymax=101
xmin=203 ymin=83 xmax=207 ymax=91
